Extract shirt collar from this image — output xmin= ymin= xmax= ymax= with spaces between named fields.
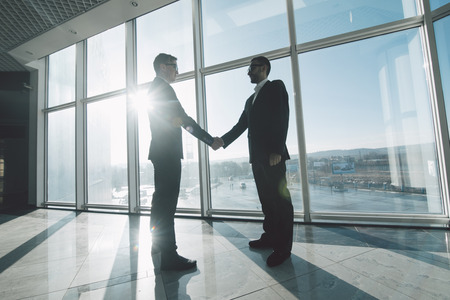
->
xmin=156 ymin=75 xmax=169 ymax=84
xmin=254 ymin=78 xmax=269 ymax=93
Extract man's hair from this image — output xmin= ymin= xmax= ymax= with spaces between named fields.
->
xmin=153 ymin=53 xmax=177 ymax=74
xmin=251 ymin=56 xmax=271 ymax=76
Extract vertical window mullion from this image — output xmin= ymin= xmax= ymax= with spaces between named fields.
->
xmin=422 ymin=0 xmax=450 ymax=216
xmin=126 ymin=19 xmax=139 ymax=213
xmin=286 ymin=0 xmax=311 ymax=222
xmin=75 ymin=41 xmax=86 ymax=210
xmin=38 ymin=57 xmax=47 ymax=207
xmin=192 ymin=0 xmax=211 ymax=217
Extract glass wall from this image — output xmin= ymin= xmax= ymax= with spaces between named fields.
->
xmin=136 ymin=0 xmax=194 ymax=84
xmin=136 ymin=0 xmax=200 ymax=209
xmin=434 ymin=16 xmax=450 ymax=141
xmin=201 ymin=0 xmax=290 ymax=66
xmin=293 ymin=0 xmax=417 ymax=44
xmin=85 ymin=24 xmax=128 ymax=206
xmin=86 ymin=96 xmax=128 ymax=205
xmin=47 ymin=108 xmax=76 ymax=203
xmin=206 ymin=66 xmax=254 ymax=210
xmin=48 ymin=45 xmax=76 ymax=107
xmin=299 ymin=28 xmax=442 ymax=213
xmin=206 ymin=57 xmax=302 ymax=211
xmin=87 ymin=24 xmax=126 ymax=97
xmin=42 ymin=0 xmax=450 ymax=224
xmin=47 ymin=45 xmax=76 ymax=203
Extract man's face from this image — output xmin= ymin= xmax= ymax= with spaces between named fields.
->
xmin=247 ymin=61 xmax=266 ymax=84
xmin=161 ymin=60 xmax=178 ymax=83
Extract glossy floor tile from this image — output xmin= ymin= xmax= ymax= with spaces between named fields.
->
xmin=0 ymin=209 xmax=449 ymax=299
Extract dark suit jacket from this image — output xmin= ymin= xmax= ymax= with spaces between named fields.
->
xmin=147 ymin=76 xmax=214 ymax=160
xmin=221 ymin=80 xmax=290 ymax=163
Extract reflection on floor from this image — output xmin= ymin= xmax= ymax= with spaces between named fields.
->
xmin=0 ymin=209 xmax=449 ymax=299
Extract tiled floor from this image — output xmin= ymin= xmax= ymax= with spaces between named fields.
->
xmin=0 ymin=209 xmax=449 ymax=300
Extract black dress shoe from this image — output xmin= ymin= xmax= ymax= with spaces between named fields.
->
xmin=161 ymin=254 xmax=197 ymax=271
xmin=249 ymin=239 xmax=272 ymax=249
xmin=266 ymin=251 xmax=291 ymax=267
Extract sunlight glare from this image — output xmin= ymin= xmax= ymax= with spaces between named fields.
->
xmin=130 ymin=89 xmax=152 ymax=112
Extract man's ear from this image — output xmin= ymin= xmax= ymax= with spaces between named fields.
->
xmin=262 ymin=64 xmax=269 ymax=76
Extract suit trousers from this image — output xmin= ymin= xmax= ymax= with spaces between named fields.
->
xmin=252 ymin=160 xmax=293 ymax=253
xmin=150 ymin=157 xmax=181 ymax=253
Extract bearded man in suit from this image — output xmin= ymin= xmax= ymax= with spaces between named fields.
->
xmin=218 ymin=56 xmax=293 ymax=267
xmin=148 ymin=53 xmax=222 ymax=271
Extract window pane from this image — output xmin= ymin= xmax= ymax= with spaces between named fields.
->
xmin=48 ymin=45 xmax=76 ymax=107
xmin=201 ymin=0 xmax=289 ymax=66
xmin=431 ymin=0 xmax=450 ymax=10
xmin=87 ymin=25 xmax=126 ymax=97
xmin=138 ymin=79 xmax=201 ymax=209
xmin=47 ymin=108 xmax=75 ymax=203
xmin=136 ymin=0 xmax=194 ymax=84
xmin=206 ymin=58 xmax=302 ymax=211
xmin=294 ymin=0 xmax=417 ymax=44
xmin=299 ymin=28 xmax=443 ymax=214
xmin=87 ymin=96 xmax=128 ymax=205
xmin=435 ymin=16 xmax=450 ymax=145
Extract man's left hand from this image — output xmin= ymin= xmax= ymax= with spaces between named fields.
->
xmin=269 ymin=153 xmax=281 ymax=166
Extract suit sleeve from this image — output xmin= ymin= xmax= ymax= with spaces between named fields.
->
xmin=221 ymin=99 xmax=250 ymax=148
xmin=178 ymin=106 xmax=214 ymax=146
xmin=267 ymin=80 xmax=289 ymax=155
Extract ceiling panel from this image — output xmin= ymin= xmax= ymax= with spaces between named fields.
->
xmin=0 ymin=0 xmax=109 ymax=71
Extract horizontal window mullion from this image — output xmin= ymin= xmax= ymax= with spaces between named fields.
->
xmin=81 ymin=89 xmax=126 ymax=104
xmin=432 ymin=3 xmax=450 ymax=21
xmin=297 ymin=15 xmax=424 ymax=54
xmin=43 ymin=102 xmax=75 ymax=113
xmin=201 ymin=47 xmax=291 ymax=77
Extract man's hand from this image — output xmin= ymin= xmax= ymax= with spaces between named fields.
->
xmin=211 ymin=137 xmax=224 ymax=150
xmin=269 ymin=153 xmax=281 ymax=166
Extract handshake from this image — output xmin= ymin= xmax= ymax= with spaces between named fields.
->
xmin=211 ymin=137 xmax=224 ymax=151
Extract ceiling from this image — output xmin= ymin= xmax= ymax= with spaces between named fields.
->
xmin=0 ymin=0 xmax=109 ymax=72
xmin=0 ymin=0 xmax=175 ymax=72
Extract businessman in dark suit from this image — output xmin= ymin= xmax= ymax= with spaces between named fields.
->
xmin=219 ymin=56 xmax=293 ymax=267
xmin=148 ymin=53 xmax=222 ymax=271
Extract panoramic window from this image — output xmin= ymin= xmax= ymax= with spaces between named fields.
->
xmin=293 ymin=0 xmax=417 ymax=44
xmin=201 ymin=0 xmax=290 ymax=66
xmin=299 ymin=28 xmax=442 ymax=214
xmin=136 ymin=0 xmax=194 ymax=84
xmin=86 ymin=95 xmax=128 ymax=205
xmin=48 ymin=45 xmax=76 ymax=107
xmin=41 ymin=0 xmax=449 ymax=224
xmin=47 ymin=108 xmax=76 ymax=203
xmin=87 ymin=25 xmax=126 ymax=97
xmin=138 ymin=79 xmax=201 ymax=209
xmin=434 ymin=16 xmax=450 ymax=142
xmin=206 ymin=57 xmax=302 ymax=211
xmin=47 ymin=46 xmax=76 ymax=204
